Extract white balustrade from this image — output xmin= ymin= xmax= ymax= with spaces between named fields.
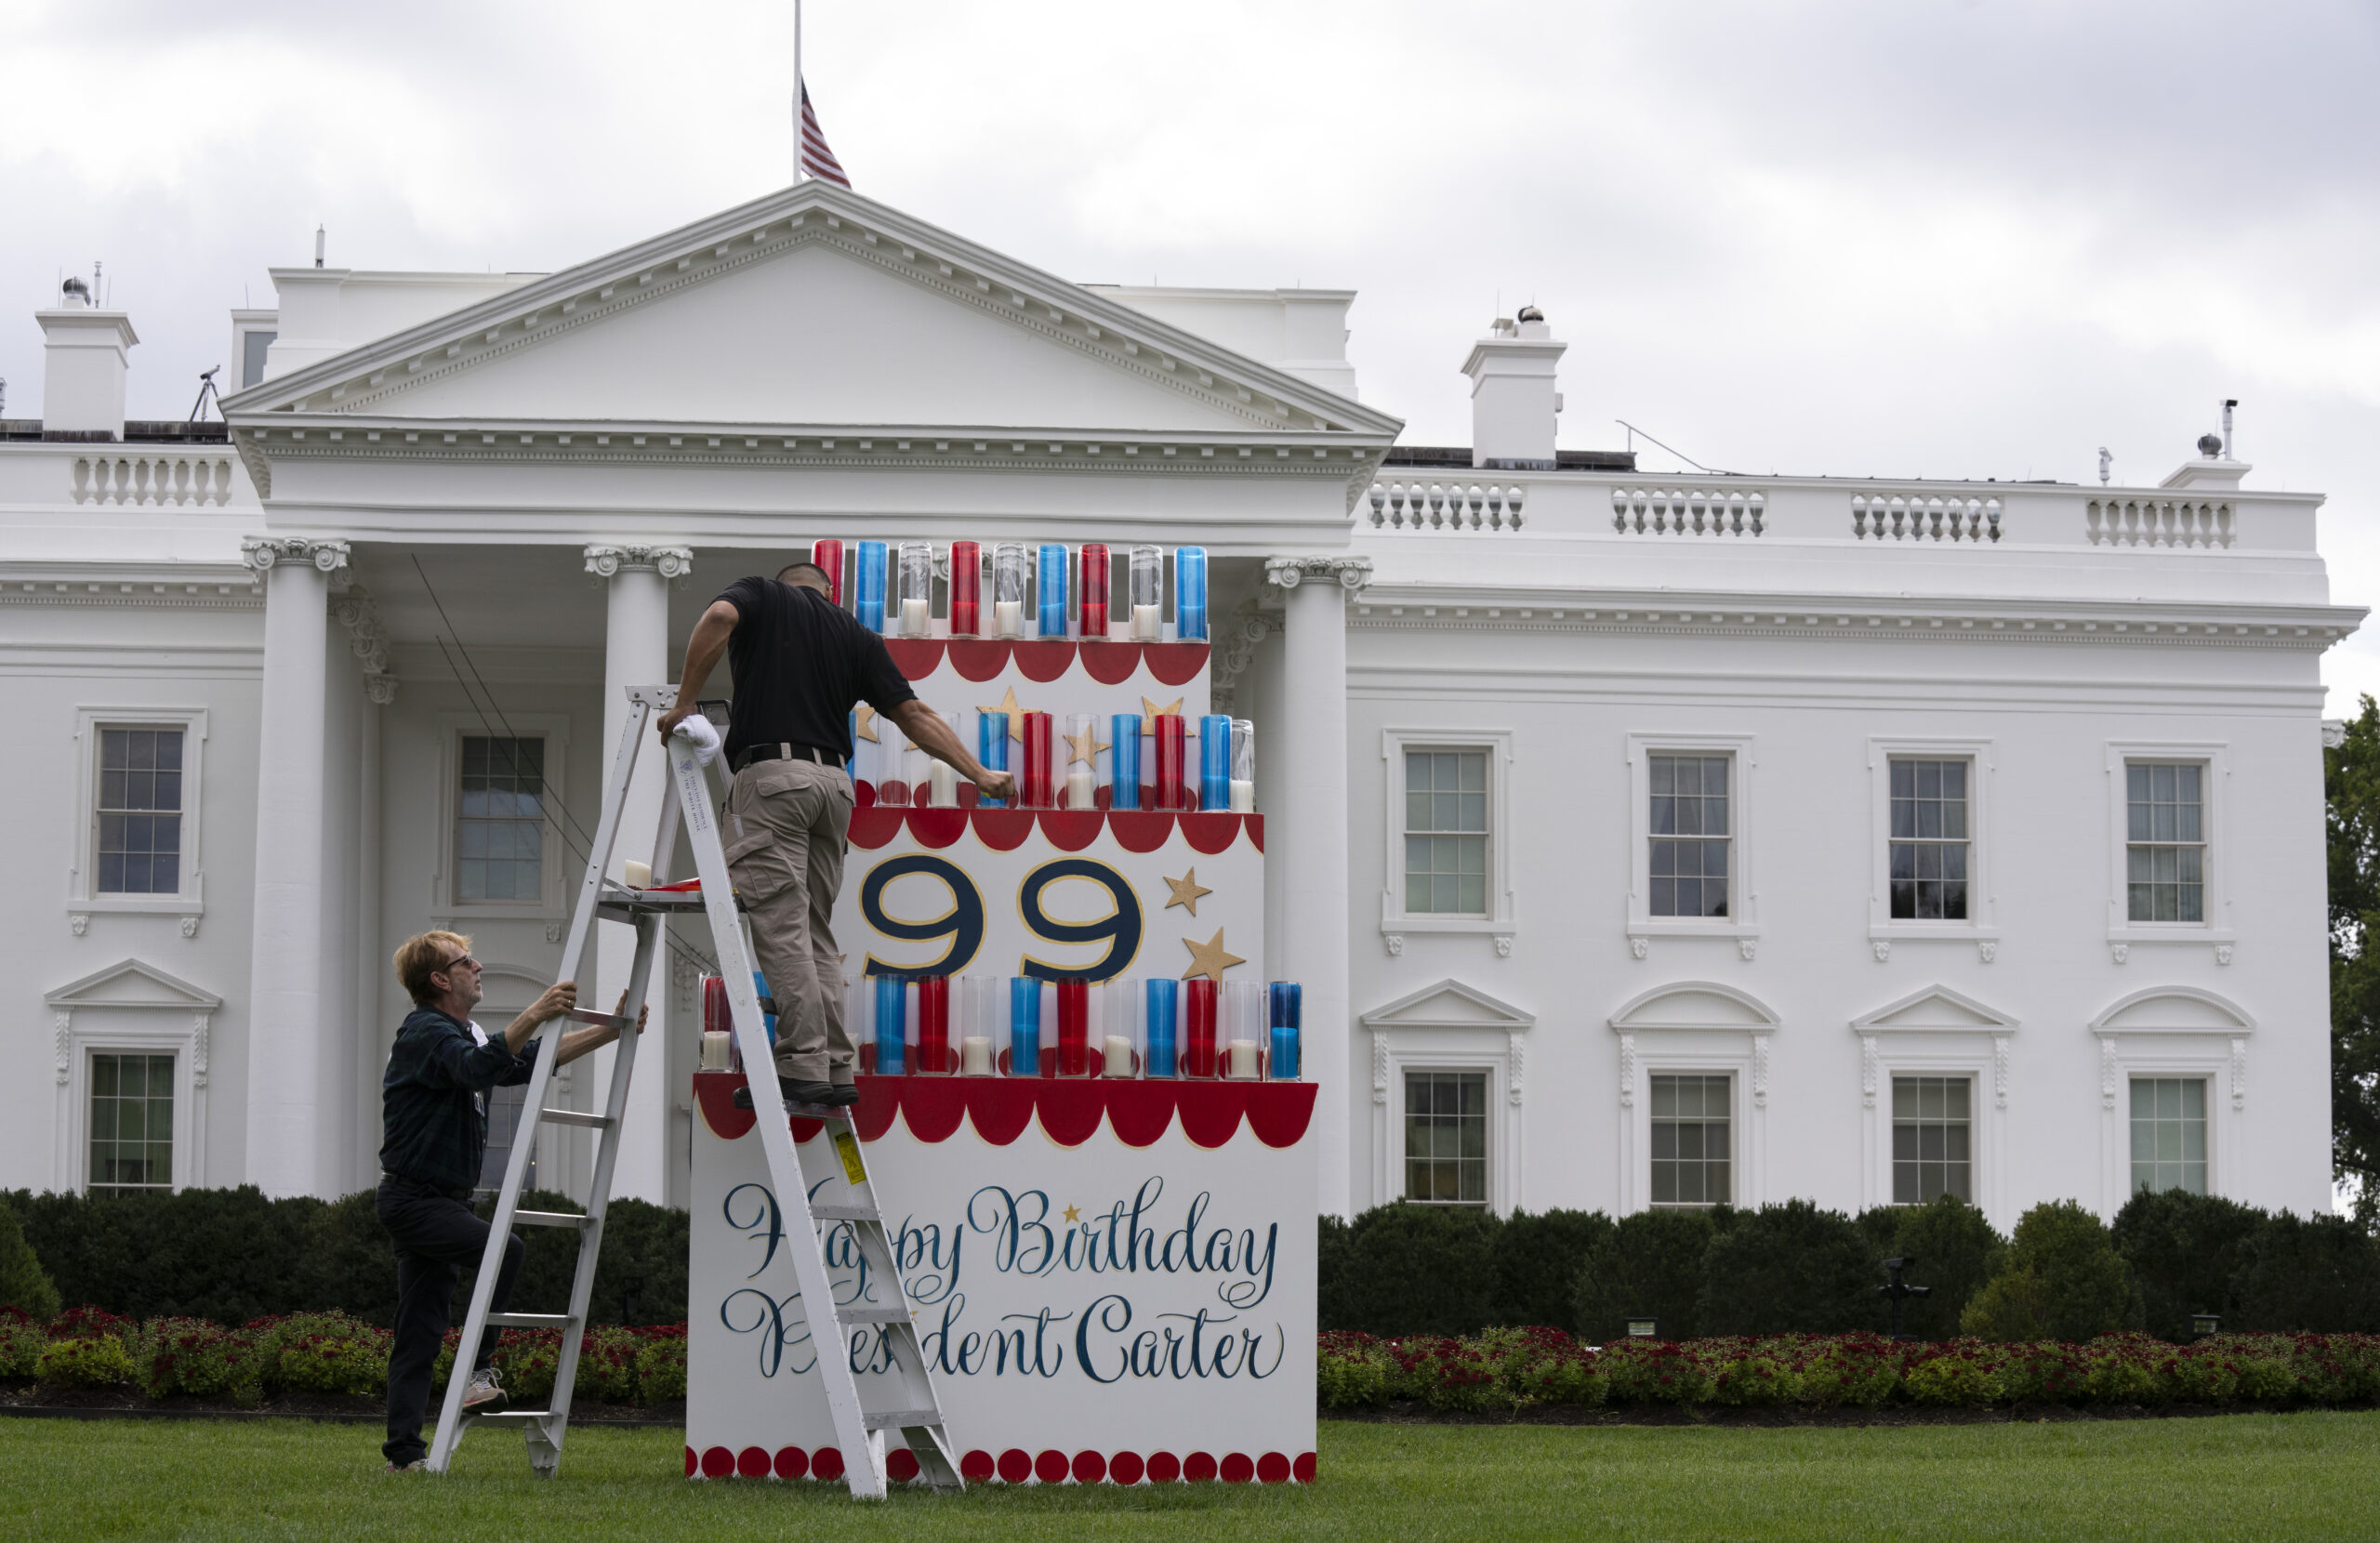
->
xmin=1366 ymin=480 xmax=1527 ymax=532
xmin=1609 ymin=486 xmax=1765 ymax=537
xmin=2084 ymin=496 xmax=2231 ymax=549
xmin=70 ymin=453 xmax=239 ymax=508
xmin=1850 ymin=493 xmax=2001 ymax=544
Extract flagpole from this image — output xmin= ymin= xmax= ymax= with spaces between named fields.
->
xmin=792 ymin=0 xmax=804 ymax=183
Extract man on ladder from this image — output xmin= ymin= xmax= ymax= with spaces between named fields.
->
xmin=657 ymin=560 xmax=1013 ymax=1109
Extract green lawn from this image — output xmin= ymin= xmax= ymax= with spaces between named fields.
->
xmin=3 ymin=1413 xmax=2376 ymax=1540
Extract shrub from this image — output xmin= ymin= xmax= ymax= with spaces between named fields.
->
xmin=1375 ymin=1336 xmax=1462 ymax=1401
xmin=1697 ymin=1200 xmax=1881 ymax=1337
xmin=1705 ymin=1340 xmax=1801 ymax=1406
xmin=1416 ymin=1339 xmax=1507 ymax=1414
xmin=1574 ymin=1208 xmax=1716 ymax=1343
xmin=2081 ymin=1333 xmax=2173 ymax=1405
xmin=1488 ymin=1210 xmax=1612 ymax=1335
xmin=1885 ymin=1195 xmax=2006 ymax=1339
xmin=2230 ymin=1213 xmax=2380 ymax=1333
xmin=36 ymin=1335 xmax=136 ymax=1388
xmin=1322 ymin=1204 xmax=1503 ymax=1338
xmin=1962 ymin=1202 xmax=2143 ymax=1343
xmin=263 ymin=1312 xmax=390 ymax=1396
xmin=635 ymin=1334 xmax=688 ymax=1404
xmin=1990 ymin=1340 xmax=2087 ymax=1404
xmin=1316 ymin=1330 xmax=1390 ymax=1409
xmin=0 ymin=1198 xmax=60 ymax=1321
xmin=576 ymin=1326 xmax=647 ymax=1404
xmin=495 ymin=1329 xmax=562 ymax=1408
xmin=2110 ymin=1189 xmax=2267 ymax=1340
xmin=0 ymin=1309 xmax=45 ymax=1378
xmin=1483 ymin=1326 xmax=1603 ymax=1406
xmin=1316 ymin=1214 xmax=1354 ymax=1331
xmin=1904 ymin=1343 xmax=1999 ymax=1406
xmin=1796 ymin=1333 xmax=1906 ymax=1407
xmin=1599 ymin=1339 xmax=1714 ymax=1405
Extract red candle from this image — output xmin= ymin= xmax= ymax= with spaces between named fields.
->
xmin=917 ymin=976 xmax=950 ymax=1075
xmin=1021 ymin=711 xmax=1055 ymax=809
xmin=948 ymin=540 xmax=981 ymax=637
xmin=1055 ymin=980 xmax=1090 ymax=1077
xmin=1153 ymin=715 xmax=1187 ymax=811
xmin=703 ymin=975 xmax=729 ymax=1037
xmin=810 ymin=539 xmax=844 ymax=607
xmin=1184 ymin=978 xmax=1219 ymax=1078
xmin=1078 ymin=543 xmax=1110 ymax=640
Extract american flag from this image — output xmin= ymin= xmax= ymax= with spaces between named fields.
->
xmin=800 ymin=81 xmax=850 ymax=188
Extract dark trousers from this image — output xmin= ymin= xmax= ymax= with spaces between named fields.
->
xmin=377 ymin=1175 xmax=524 ymax=1466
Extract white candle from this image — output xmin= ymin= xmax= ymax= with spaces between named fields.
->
xmin=1228 ymin=1039 xmax=1260 ymax=1080
xmin=901 ymin=596 xmax=929 ymax=637
xmin=1104 ymin=1035 xmax=1134 ymax=1078
xmin=623 ymin=859 xmax=652 ymax=890
xmin=1133 ymin=602 xmax=1161 ymax=640
xmin=1229 ymin=779 xmax=1254 ymax=813
xmin=995 ymin=599 xmax=1024 ymax=638
xmin=1067 ymin=768 xmax=1097 ymax=810
xmin=929 ymin=761 xmax=959 ymax=808
xmin=700 ymin=1030 xmax=731 ymax=1071
xmin=962 ymin=1035 xmax=993 ymax=1076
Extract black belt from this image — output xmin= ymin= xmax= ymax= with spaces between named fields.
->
xmin=733 ymin=742 xmax=839 ymax=773
xmin=381 ymin=1172 xmax=474 ymax=1202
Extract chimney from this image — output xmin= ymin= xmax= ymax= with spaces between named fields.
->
xmin=36 ymin=282 xmax=138 ymax=441
xmin=1461 ymin=304 xmax=1564 ymax=470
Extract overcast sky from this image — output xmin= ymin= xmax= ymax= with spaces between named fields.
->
xmin=6 ymin=0 xmax=2375 ymax=706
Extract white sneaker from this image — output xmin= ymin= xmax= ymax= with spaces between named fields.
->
xmin=462 ymin=1366 xmax=507 ymax=1411
xmin=385 ymin=1460 xmax=425 ymax=1473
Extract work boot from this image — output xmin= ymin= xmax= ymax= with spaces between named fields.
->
xmin=734 ymin=1076 xmax=845 ymax=1111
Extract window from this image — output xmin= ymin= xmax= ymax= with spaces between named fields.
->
xmin=95 ymin=728 xmax=184 ymax=895
xmin=89 ymin=1052 xmax=174 ymax=1195
xmin=1650 ymin=1074 xmax=1731 ymax=1207
xmin=1404 ymin=1070 xmax=1488 ymax=1204
xmin=1648 ymin=754 xmax=1729 ymax=917
xmin=1889 ymin=758 xmax=1969 ymax=920
xmin=240 ymin=329 xmax=277 ymax=389
xmin=1404 ymin=751 xmax=1488 ymax=916
xmin=457 ymin=737 xmax=547 ymax=903
xmin=2130 ymin=1077 xmax=2208 ymax=1195
xmin=1892 ymin=1075 xmax=1971 ymax=1204
xmin=2127 ymin=764 xmax=2205 ymax=922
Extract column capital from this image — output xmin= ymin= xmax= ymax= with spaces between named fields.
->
xmin=241 ymin=536 xmax=350 ymax=576
xmin=1264 ymin=554 xmax=1372 ymax=594
xmin=584 ymin=543 xmax=694 ymax=580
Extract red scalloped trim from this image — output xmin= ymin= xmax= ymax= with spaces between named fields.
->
xmin=839 ymin=809 xmax=1257 ymax=853
xmin=964 ymin=1078 xmax=1038 ymax=1145
xmin=847 ymin=807 xmax=906 ymax=849
xmin=1246 ymin=813 xmax=1263 ymax=852
xmin=1106 ymin=811 xmax=1175 ymax=852
xmin=1177 ymin=1083 xmax=1251 ymax=1147
xmin=906 ymin=809 xmax=968 ymax=849
xmin=945 ymin=640 xmax=1013 ymax=681
xmin=693 ymin=1071 xmax=1307 ymax=1147
xmin=884 ymin=639 xmax=946 ymax=679
xmin=1037 ymin=811 xmax=1104 ymax=851
xmin=1177 ymin=812 xmax=1241 ymax=854
xmin=1012 ymin=641 xmax=1077 ymax=681
xmin=1078 ymin=642 xmax=1143 ymax=684
xmin=1247 ymin=1082 xmax=1319 ymax=1148
xmin=970 ymin=810 xmax=1035 ymax=851
xmin=1036 ymin=1082 xmax=1105 ymax=1147
xmin=1144 ymin=643 xmax=1210 ymax=687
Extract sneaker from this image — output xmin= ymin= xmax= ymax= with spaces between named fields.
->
xmin=462 ymin=1366 xmax=507 ymax=1412
xmin=385 ymin=1460 xmax=425 ymax=1473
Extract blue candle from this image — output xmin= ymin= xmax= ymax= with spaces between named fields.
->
xmin=1109 ymin=712 xmax=1142 ymax=810
xmin=1268 ymin=982 xmax=1302 ymax=1080
xmin=1199 ymin=714 xmax=1233 ymax=811
xmin=753 ymin=970 xmax=777 ymax=1048
xmin=1037 ymin=544 xmax=1069 ymax=638
xmin=854 ymin=541 xmax=888 ymax=632
xmin=1008 ymin=977 xmax=1041 ymax=1076
xmin=1144 ymin=978 xmax=1178 ymax=1078
xmin=1173 ymin=547 xmax=1208 ymax=640
xmin=873 ymin=974 xmax=906 ymax=1075
xmin=976 ymin=712 xmax=1009 ymax=807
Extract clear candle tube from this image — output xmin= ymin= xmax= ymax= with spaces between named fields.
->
xmin=1066 ymin=712 xmax=1100 ymax=810
xmin=1268 ymin=982 xmax=1302 ymax=1080
xmin=897 ymin=541 xmax=933 ymax=638
xmin=1231 ymin=719 xmax=1256 ymax=812
xmin=917 ymin=975 xmax=950 ymax=1075
xmin=1036 ymin=543 xmax=1069 ymax=638
xmin=992 ymin=542 xmax=1028 ymax=639
xmin=811 ymin=539 xmax=844 ymax=607
xmin=1153 ymin=714 xmax=1188 ymax=811
xmin=962 ymin=976 xmax=997 ymax=1075
xmin=1007 ymin=976 xmax=1040 ymax=1076
xmin=1183 ymin=977 xmax=1219 ymax=1078
xmin=975 ymin=711 xmax=1009 ymax=807
xmin=1130 ymin=545 xmax=1163 ymax=640
xmin=853 ymin=541 xmax=889 ymax=633
xmin=1108 ymin=712 xmax=1142 ymax=810
xmin=1020 ymin=711 xmax=1055 ymax=809
xmin=1078 ymin=542 xmax=1110 ymax=639
xmin=1173 ymin=546 xmax=1208 ymax=640
xmin=1055 ymin=979 xmax=1090 ymax=1077
xmin=904 ymin=738 xmax=931 ymax=808
xmin=1144 ymin=978 xmax=1178 ymax=1078
xmin=873 ymin=974 xmax=906 ymax=1076
xmin=1199 ymin=713 xmax=1233 ymax=811
xmin=1226 ymin=981 xmax=1264 ymax=1079
xmin=947 ymin=540 xmax=982 ymax=637
xmin=875 ymin=716 xmax=910 ymax=807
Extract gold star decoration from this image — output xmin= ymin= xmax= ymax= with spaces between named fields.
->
xmin=975 ymin=685 xmax=1025 ymax=740
xmin=1181 ymin=928 xmax=1245 ymax=983
xmin=1062 ymin=1204 xmax=1082 ymax=1225
xmin=853 ymin=704 xmax=879 ymax=743
xmin=1141 ymin=695 xmax=1183 ymax=725
xmin=1162 ymin=868 xmax=1212 ymax=917
xmin=1064 ymin=720 xmax=1109 ymax=767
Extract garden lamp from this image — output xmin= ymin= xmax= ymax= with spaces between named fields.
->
xmin=1876 ymin=1256 xmax=1931 ymax=1341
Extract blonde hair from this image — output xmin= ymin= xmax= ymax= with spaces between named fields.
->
xmin=393 ymin=930 xmax=474 ymax=1008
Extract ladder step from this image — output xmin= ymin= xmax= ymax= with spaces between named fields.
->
xmin=863 ymin=1409 xmax=945 ymax=1431
xmin=469 ymin=1409 xmax=555 ymax=1420
xmin=512 ymin=1210 xmax=590 ymax=1228
xmin=810 ymin=1204 xmax=879 ymax=1221
xmin=539 ymin=1108 xmax=612 ymax=1128
xmin=564 ymin=1009 xmax=628 ymax=1029
xmin=486 ymin=1312 xmax=576 ymax=1328
xmin=837 ymin=1305 xmax=911 ymax=1325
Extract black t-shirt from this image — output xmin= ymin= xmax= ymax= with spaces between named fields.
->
xmin=715 ymin=577 xmax=917 ymax=765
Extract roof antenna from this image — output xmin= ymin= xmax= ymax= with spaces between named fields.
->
xmin=2222 ymin=398 xmax=2237 ymax=459
xmin=315 ymin=224 xmax=326 ymax=268
xmin=2097 ymin=446 xmax=2111 ymax=485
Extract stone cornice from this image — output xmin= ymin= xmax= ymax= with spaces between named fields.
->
xmin=0 ymin=562 xmax=261 ymax=611
xmin=584 ymin=543 xmax=694 ymax=579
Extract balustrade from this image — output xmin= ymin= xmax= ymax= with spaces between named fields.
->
xmin=1366 ymin=480 xmax=1526 ymax=532
xmin=70 ymin=453 xmax=238 ymax=508
xmin=1609 ymin=486 xmax=1765 ymax=536
xmin=2085 ymin=496 xmax=2231 ymax=549
xmin=1850 ymin=493 xmax=2001 ymax=544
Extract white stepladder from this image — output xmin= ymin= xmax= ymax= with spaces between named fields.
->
xmin=426 ymin=685 xmax=964 ymax=1499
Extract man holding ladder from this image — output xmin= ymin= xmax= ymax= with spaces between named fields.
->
xmin=658 ymin=560 xmax=1013 ymax=1108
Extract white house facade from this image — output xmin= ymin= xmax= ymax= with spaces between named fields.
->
xmin=1 ymin=180 xmax=2354 ymax=1231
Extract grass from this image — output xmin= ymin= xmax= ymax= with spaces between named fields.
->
xmin=2 ymin=1413 xmax=2377 ymax=1540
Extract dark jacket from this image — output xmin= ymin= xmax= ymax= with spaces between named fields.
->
xmin=378 ymin=1006 xmax=541 ymax=1191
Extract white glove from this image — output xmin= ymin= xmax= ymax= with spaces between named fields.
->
xmin=671 ymin=711 xmax=721 ymax=768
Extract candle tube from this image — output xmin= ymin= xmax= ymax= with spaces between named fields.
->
xmin=975 ymin=711 xmax=1009 ymax=807
xmin=1184 ymin=977 xmax=1219 ymax=1078
xmin=1064 ymin=712 xmax=1098 ymax=810
xmin=993 ymin=543 xmax=1028 ymax=639
xmin=1269 ymin=982 xmax=1302 ymax=1080
xmin=1228 ymin=1040 xmax=1261 ymax=1080
xmin=1199 ymin=714 xmax=1233 ymax=811
xmin=1078 ymin=542 xmax=1110 ymax=639
xmin=897 ymin=541 xmax=933 ymax=638
xmin=1007 ymin=977 xmax=1041 ymax=1076
xmin=917 ymin=975 xmax=950 ymax=1075
xmin=876 ymin=716 xmax=910 ymax=807
xmin=811 ymin=539 xmax=844 ymax=607
xmin=1173 ymin=546 xmax=1208 ymax=640
xmin=703 ymin=975 xmax=728 ymax=1036
xmin=1231 ymin=719 xmax=1256 ymax=812
xmin=854 ymin=541 xmax=889 ymax=632
xmin=1144 ymin=978 xmax=1178 ymax=1078
xmin=754 ymin=969 xmax=779 ymax=1047
xmin=1108 ymin=712 xmax=1143 ymax=810
xmin=1036 ymin=543 xmax=1069 ymax=638
xmin=873 ymin=974 xmax=906 ymax=1076
xmin=1020 ymin=711 xmax=1054 ymax=809
xmin=1130 ymin=545 xmax=1162 ymax=640
xmin=903 ymin=740 xmax=930 ymax=808
xmin=948 ymin=540 xmax=982 ymax=637
xmin=962 ymin=1036 xmax=992 ymax=1075
xmin=1039 ymin=980 xmax=1060 ymax=1074
xmin=1153 ymin=714 xmax=1187 ymax=811
xmin=1055 ymin=979 xmax=1090 ymax=1077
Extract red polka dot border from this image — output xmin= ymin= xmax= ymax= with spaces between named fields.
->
xmin=688 ymin=1444 xmax=1317 ymax=1484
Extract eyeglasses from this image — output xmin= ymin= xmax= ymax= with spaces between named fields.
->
xmin=437 ymin=955 xmax=482 ymax=974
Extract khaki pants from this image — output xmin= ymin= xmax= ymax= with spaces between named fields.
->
xmin=721 ymin=757 xmax=855 ymax=1085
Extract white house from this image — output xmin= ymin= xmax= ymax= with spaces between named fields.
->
xmin=1 ymin=179 xmax=2354 ymax=1231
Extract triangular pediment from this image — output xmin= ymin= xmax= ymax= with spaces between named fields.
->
xmin=1361 ymin=978 xmax=1534 ymax=1031
xmin=225 ymin=181 xmax=1400 ymax=441
xmin=46 ymin=958 xmax=222 ymax=1012
xmin=1851 ymin=984 xmax=2016 ymax=1035
xmin=1608 ymin=982 xmax=1779 ymax=1032
xmin=2091 ymin=986 xmax=2253 ymax=1035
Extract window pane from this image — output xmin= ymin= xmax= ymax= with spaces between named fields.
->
xmin=1403 ymin=1071 xmax=1489 ymax=1207
xmin=1650 ymin=1074 xmax=1731 ymax=1208
xmin=89 ymin=1051 xmax=173 ymax=1195
xmin=457 ymin=737 xmax=547 ymax=904
xmin=1894 ymin=1076 xmax=1973 ymax=1207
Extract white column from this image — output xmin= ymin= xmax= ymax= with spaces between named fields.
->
xmin=241 ymin=536 xmax=348 ymax=1198
xmin=585 ymin=544 xmax=691 ymax=1205
xmin=1268 ymin=554 xmax=1368 ymax=1219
